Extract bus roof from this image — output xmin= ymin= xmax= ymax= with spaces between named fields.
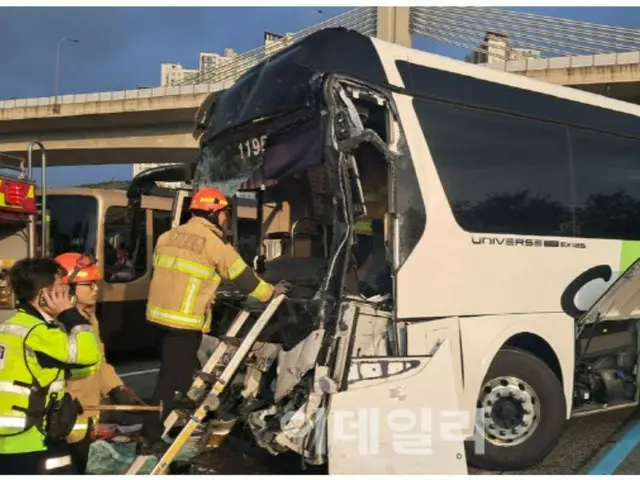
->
xmin=40 ymin=187 xmax=173 ymax=210
xmin=208 ymin=28 xmax=640 ymax=142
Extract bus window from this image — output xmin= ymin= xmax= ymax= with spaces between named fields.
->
xmin=152 ymin=209 xmax=172 ymax=248
xmin=44 ymin=195 xmax=98 ymax=258
xmin=104 ymin=206 xmax=146 ymax=283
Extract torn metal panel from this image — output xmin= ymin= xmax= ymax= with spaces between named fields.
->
xmin=275 ymin=328 xmax=325 ymax=402
xmin=578 ymin=257 xmax=640 ymax=331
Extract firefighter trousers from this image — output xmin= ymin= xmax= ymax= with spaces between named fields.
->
xmin=142 ymin=327 xmax=203 ymax=442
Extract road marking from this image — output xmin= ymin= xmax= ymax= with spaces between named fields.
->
xmin=119 ymin=368 xmax=159 ymax=378
xmin=589 ymin=419 xmax=640 ymax=474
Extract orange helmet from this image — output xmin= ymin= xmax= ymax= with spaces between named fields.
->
xmin=190 ymin=187 xmax=229 ymax=213
xmin=55 ymin=252 xmax=102 ymax=283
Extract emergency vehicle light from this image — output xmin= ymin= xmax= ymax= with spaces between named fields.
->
xmin=0 ymin=179 xmax=36 ymax=214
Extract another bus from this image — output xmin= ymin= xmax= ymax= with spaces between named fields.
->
xmin=41 ymin=186 xmax=174 ymax=356
xmin=181 ymin=28 xmax=640 ymax=471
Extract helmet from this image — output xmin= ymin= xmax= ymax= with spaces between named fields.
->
xmin=190 ymin=187 xmax=229 ymax=213
xmin=55 ymin=252 xmax=102 ymax=283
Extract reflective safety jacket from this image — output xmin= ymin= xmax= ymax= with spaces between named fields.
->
xmin=65 ymin=306 xmax=124 ymax=444
xmin=355 ymin=189 xmax=387 ymax=236
xmin=0 ymin=304 xmax=102 ymax=454
xmin=147 ymin=216 xmax=275 ymax=333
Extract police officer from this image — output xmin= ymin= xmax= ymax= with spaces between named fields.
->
xmin=55 ymin=252 xmax=143 ymax=474
xmin=0 ymin=257 xmax=102 ymax=474
xmin=141 ymin=187 xmax=290 ymax=449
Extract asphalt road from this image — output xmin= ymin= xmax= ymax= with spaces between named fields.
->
xmin=112 ymin=358 xmax=640 ymax=475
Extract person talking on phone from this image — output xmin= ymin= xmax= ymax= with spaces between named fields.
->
xmin=0 ymin=257 xmax=102 ymax=474
xmin=55 ymin=252 xmax=144 ymax=474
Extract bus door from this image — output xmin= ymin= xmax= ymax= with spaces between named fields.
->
xmin=98 ymin=203 xmax=158 ymax=354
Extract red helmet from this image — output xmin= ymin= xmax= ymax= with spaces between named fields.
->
xmin=190 ymin=187 xmax=229 ymax=213
xmin=55 ymin=252 xmax=102 ymax=283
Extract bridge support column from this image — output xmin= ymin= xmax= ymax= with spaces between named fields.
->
xmin=376 ymin=7 xmax=412 ymax=48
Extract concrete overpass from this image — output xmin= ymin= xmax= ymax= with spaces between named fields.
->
xmin=488 ymin=50 xmax=640 ymax=103
xmin=0 ymin=82 xmax=233 ymax=167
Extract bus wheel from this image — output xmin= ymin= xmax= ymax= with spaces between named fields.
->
xmin=465 ymin=348 xmax=566 ymax=471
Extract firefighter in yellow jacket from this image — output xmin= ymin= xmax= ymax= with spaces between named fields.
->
xmin=141 ymin=187 xmax=290 ymax=448
xmin=0 ymin=257 xmax=102 ymax=474
xmin=54 ymin=252 xmax=144 ymax=473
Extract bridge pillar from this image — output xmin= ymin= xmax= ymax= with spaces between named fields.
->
xmin=376 ymin=7 xmax=412 ymax=48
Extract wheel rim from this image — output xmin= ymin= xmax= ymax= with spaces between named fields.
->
xmin=476 ymin=375 xmax=541 ymax=447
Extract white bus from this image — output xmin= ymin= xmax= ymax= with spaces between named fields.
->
xmin=178 ymin=27 xmax=640 ymax=472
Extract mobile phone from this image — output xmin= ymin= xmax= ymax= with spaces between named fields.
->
xmin=38 ymin=292 xmax=48 ymax=307
xmin=68 ymin=284 xmax=77 ymax=306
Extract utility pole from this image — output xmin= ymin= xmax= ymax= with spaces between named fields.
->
xmin=53 ymin=37 xmax=79 ymax=114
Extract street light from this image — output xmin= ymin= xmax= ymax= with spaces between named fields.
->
xmin=53 ymin=37 xmax=79 ymax=113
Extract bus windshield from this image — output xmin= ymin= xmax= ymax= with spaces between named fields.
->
xmin=196 ymin=29 xmax=387 ymax=187
xmin=42 ymin=195 xmax=98 ymax=257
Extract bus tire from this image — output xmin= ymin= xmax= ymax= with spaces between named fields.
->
xmin=465 ymin=347 xmax=566 ymax=471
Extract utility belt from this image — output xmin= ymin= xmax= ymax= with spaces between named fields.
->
xmin=5 ymin=383 xmax=84 ymax=441
xmin=44 ymin=392 xmax=84 ymax=441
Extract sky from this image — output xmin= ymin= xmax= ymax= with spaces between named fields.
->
xmin=2 ymin=6 xmax=640 ymax=187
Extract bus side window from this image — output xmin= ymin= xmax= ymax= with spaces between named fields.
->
xmin=152 ymin=210 xmax=172 ymax=248
xmin=104 ymin=206 xmax=147 ymax=283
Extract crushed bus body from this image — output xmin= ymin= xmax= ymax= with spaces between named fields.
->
xmin=126 ymin=26 xmax=640 ymax=475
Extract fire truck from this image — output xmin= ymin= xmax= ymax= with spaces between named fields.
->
xmin=0 ymin=142 xmax=47 ymax=323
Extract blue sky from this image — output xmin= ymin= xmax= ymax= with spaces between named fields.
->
xmin=1 ymin=6 xmax=640 ymax=187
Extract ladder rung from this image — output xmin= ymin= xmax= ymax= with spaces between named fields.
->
xmin=219 ymin=336 xmax=243 ymax=347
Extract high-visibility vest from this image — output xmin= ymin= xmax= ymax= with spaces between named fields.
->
xmin=355 ymin=219 xmax=374 ymax=235
xmin=147 ymin=217 xmax=274 ymax=333
xmin=355 ymin=189 xmax=387 ymax=236
xmin=0 ymin=310 xmax=100 ymax=454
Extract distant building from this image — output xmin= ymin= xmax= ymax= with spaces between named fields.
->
xmin=470 ymin=31 xmax=542 ymax=65
xmin=159 ymin=63 xmax=199 ymax=87
xmin=159 ymin=48 xmax=238 ymax=87
xmin=138 ymin=31 xmax=293 ymax=184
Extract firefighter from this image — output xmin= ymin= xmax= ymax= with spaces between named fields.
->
xmin=140 ymin=187 xmax=291 ymax=449
xmin=54 ymin=252 xmax=144 ymax=474
xmin=0 ymin=257 xmax=102 ymax=474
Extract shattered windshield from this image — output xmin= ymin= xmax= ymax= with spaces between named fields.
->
xmin=202 ymin=29 xmax=388 ymax=143
xmin=205 ymin=45 xmax=318 ymax=144
xmin=195 ymin=28 xmax=389 ymax=189
xmin=195 ymin=119 xmax=323 ymax=190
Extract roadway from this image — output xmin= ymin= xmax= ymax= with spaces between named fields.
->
xmin=111 ymin=358 xmax=640 ymax=475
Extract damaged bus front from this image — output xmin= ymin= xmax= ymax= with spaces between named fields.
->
xmin=184 ymin=28 xmax=467 ymax=474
